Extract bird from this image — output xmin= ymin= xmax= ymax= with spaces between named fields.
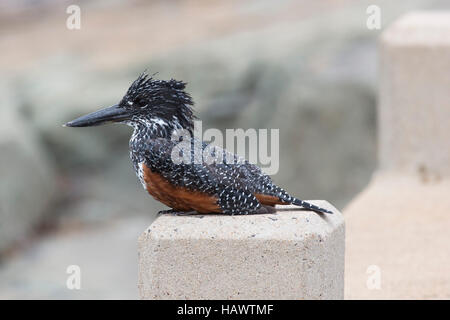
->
xmin=65 ymin=72 xmax=332 ymax=215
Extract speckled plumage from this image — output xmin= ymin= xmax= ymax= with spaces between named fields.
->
xmin=67 ymin=72 xmax=332 ymax=215
xmin=120 ymin=73 xmax=332 ymax=215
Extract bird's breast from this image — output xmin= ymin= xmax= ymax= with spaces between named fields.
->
xmin=140 ymin=163 xmax=221 ymax=213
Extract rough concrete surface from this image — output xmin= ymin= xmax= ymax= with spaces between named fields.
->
xmin=345 ymin=173 xmax=450 ymax=299
xmin=345 ymin=12 xmax=450 ymax=299
xmin=379 ymin=12 xmax=450 ymax=177
xmin=138 ymin=202 xmax=344 ymax=300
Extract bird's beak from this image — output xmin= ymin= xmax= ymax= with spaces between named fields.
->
xmin=64 ymin=104 xmax=131 ymax=127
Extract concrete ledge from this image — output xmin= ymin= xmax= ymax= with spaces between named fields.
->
xmin=138 ymin=201 xmax=344 ymax=300
xmin=345 ymin=173 xmax=450 ymax=299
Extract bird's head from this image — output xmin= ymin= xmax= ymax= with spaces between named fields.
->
xmin=65 ymin=72 xmax=195 ymax=134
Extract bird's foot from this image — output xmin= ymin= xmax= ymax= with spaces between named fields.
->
xmin=158 ymin=209 xmax=198 ymax=216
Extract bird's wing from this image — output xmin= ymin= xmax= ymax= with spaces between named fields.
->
xmin=135 ymin=138 xmax=262 ymax=214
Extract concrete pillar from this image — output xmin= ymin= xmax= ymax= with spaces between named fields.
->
xmin=138 ymin=202 xmax=344 ymax=300
xmin=345 ymin=12 xmax=450 ymax=299
xmin=378 ymin=12 xmax=450 ymax=178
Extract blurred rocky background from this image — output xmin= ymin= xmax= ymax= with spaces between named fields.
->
xmin=0 ymin=0 xmax=448 ymax=299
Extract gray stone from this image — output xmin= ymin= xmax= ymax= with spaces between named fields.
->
xmin=0 ymin=84 xmax=56 ymax=254
xmin=0 ymin=216 xmax=154 ymax=299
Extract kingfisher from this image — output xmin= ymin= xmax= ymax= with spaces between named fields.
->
xmin=65 ymin=72 xmax=332 ymax=215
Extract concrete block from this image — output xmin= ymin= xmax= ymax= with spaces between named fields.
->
xmin=379 ymin=12 xmax=450 ymax=177
xmin=345 ymin=173 xmax=450 ymax=299
xmin=345 ymin=13 xmax=450 ymax=299
xmin=138 ymin=202 xmax=344 ymax=300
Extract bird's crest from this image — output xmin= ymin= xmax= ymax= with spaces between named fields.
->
xmin=120 ymin=71 xmax=196 ymax=132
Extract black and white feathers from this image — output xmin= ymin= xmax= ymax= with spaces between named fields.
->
xmin=122 ymin=72 xmax=332 ymax=215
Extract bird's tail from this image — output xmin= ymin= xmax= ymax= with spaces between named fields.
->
xmin=291 ymin=198 xmax=333 ymax=214
xmin=269 ymin=185 xmax=333 ymax=214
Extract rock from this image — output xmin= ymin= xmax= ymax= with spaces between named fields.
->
xmin=15 ymin=57 xmax=134 ymax=169
xmin=138 ymin=202 xmax=345 ymax=300
xmin=0 ymin=216 xmax=154 ymax=299
xmin=0 ymin=83 xmax=56 ymax=254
